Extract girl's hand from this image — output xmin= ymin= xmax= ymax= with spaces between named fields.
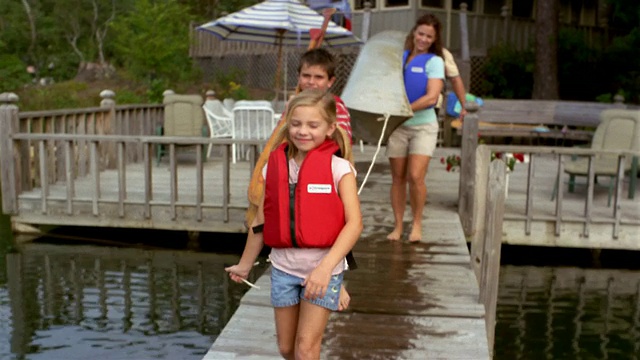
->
xmin=302 ymin=266 xmax=331 ymax=300
xmin=225 ymin=264 xmax=251 ymax=284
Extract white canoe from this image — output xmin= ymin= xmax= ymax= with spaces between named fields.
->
xmin=341 ymin=30 xmax=412 ymax=144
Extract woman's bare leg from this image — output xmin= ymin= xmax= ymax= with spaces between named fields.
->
xmin=387 ymin=157 xmax=408 ymax=241
xmin=407 ymin=154 xmax=431 ymax=242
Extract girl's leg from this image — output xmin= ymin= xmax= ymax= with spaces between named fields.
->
xmin=387 ymin=157 xmax=408 ymax=241
xmin=295 ymin=300 xmax=332 ymax=359
xmin=274 ymin=304 xmax=300 ymax=360
xmin=406 ymin=154 xmax=431 ymax=242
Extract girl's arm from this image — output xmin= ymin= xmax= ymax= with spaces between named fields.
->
xmin=410 ymin=56 xmax=445 ymax=112
xmin=303 ymin=170 xmax=363 ymax=299
xmin=225 ymin=195 xmax=265 ymax=283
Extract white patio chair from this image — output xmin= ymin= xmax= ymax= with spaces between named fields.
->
xmin=231 ymin=101 xmax=276 ymax=163
xmin=202 ymin=99 xmax=234 ymax=158
xmin=222 ymin=98 xmax=235 ymax=112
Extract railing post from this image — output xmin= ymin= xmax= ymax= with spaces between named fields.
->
xmin=469 ymin=144 xmax=490 ymax=282
xmin=501 ymin=5 xmax=510 ymax=43
xmin=478 ymin=159 xmax=506 ymax=357
xmin=458 ymin=101 xmax=480 ymax=235
xmin=0 ymin=93 xmax=20 ymax=214
xmin=459 ymin=3 xmax=471 ymax=92
xmin=361 ymin=2 xmax=372 ymax=43
xmin=100 ymin=89 xmax=117 ymax=169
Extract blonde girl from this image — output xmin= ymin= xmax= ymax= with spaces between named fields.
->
xmin=225 ymin=89 xmax=362 ymax=359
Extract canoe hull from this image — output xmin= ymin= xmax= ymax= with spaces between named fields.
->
xmin=341 ymin=30 xmax=412 ymax=144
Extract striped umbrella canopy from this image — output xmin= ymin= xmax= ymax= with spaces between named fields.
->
xmin=197 ymin=0 xmax=361 ymax=98
xmin=197 ymin=0 xmax=361 ymax=47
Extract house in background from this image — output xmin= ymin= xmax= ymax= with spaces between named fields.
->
xmin=190 ymin=0 xmax=611 ymax=95
xmin=345 ymin=0 xmax=609 ymax=55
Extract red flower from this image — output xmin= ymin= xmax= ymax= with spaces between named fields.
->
xmin=514 ymin=153 xmax=525 ymax=162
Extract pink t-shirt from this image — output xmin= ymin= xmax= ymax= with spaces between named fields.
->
xmin=262 ymin=155 xmax=355 ymax=279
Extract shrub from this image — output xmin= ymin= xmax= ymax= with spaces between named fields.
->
xmin=478 ymin=44 xmax=534 ymax=99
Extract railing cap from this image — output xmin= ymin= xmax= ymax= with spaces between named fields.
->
xmin=0 ymin=92 xmax=19 ymax=104
xmin=100 ymin=89 xmax=115 ymax=99
xmin=465 ymin=101 xmax=481 ymax=112
xmin=460 ymin=2 xmax=468 ymax=11
xmin=163 ymin=89 xmax=175 ymax=96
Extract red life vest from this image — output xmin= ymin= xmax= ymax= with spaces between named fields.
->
xmin=263 ymin=140 xmax=346 ymax=248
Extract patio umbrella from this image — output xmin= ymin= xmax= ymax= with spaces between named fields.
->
xmin=197 ymin=0 xmax=361 ymax=99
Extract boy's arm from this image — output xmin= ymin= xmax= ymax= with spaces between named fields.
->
xmin=443 ymin=49 xmax=468 ymax=117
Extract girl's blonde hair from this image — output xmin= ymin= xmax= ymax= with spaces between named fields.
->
xmin=272 ymin=89 xmax=353 ymax=163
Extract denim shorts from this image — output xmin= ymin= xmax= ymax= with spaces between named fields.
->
xmin=270 ymin=266 xmax=343 ymax=311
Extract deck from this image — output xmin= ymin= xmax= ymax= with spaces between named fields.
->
xmin=203 ymin=146 xmax=491 ymax=359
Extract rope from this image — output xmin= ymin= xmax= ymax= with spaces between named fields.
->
xmin=358 ymin=112 xmax=391 ymax=195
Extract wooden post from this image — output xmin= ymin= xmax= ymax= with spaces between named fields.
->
xmin=501 ymin=5 xmax=510 ymax=43
xmin=100 ymin=89 xmax=117 ymax=169
xmin=458 ymin=101 xmax=480 ymax=235
xmin=478 ymin=159 xmax=506 ymax=357
xmin=459 ymin=3 xmax=471 ymax=95
xmin=0 ymin=93 xmax=20 ymax=214
xmin=361 ymin=2 xmax=372 ymax=43
xmin=469 ymin=144 xmax=491 ymax=282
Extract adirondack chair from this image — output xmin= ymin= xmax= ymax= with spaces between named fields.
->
xmin=552 ymin=109 xmax=640 ymax=205
xmin=157 ymin=94 xmax=207 ymax=165
xmin=203 ymin=98 xmax=233 ymax=158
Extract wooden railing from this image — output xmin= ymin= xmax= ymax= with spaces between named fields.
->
xmin=0 ymin=91 xmax=264 ymax=227
xmin=459 ymin=104 xmax=640 ymax=246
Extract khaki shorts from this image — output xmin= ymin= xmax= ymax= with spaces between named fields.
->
xmin=386 ymin=122 xmax=439 ymax=157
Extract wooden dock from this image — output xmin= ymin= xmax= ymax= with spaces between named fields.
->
xmin=203 ymin=146 xmax=491 ymax=359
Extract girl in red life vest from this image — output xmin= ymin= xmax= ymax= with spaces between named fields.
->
xmin=225 ymin=89 xmax=362 ymax=360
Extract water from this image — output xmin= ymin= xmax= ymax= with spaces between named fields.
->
xmin=0 ymin=227 xmax=268 ymax=360
xmin=2 ymin=227 xmax=640 ymax=359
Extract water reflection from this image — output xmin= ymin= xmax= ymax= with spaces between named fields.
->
xmin=0 ymin=242 xmax=266 ymax=360
xmin=495 ymin=265 xmax=640 ymax=360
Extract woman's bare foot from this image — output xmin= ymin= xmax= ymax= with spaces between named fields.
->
xmin=338 ymin=285 xmax=350 ymax=311
xmin=408 ymin=224 xmax=421 ymax=243
xmin=387 ymin=227 xmax=403 ymax=241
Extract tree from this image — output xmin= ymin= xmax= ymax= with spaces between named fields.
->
xmin=109 ymin=0 xmax=197 ymax=83
xmin=532 ymin=0 xmax=559 ymax=99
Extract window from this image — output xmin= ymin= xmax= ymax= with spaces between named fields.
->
xmin=385 ymin=0 xmax=409 ymax=7
xmin=483 ymin=1 xmax=503 ymax=15
xmin=452 ymin=0 xmax=473 ymax=11
xmin=354 ymin=0 xmax=377 ymax=10
xmin=512 ymin=0 xmax=534 ymax=18
xmin=421 ymin=0 xmax=444 ymax=8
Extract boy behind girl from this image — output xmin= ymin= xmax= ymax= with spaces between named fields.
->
xmin=247 ymin=48 xmax=354 ymax=310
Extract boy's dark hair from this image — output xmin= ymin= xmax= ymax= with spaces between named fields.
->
xmin=298 ymin=48 xmax=336 ymax=79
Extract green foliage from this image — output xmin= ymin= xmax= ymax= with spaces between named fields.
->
xmin=109 ymin=0 xmax=198 ymax=84
xmin=212 ymin=69 xmax=250 ymax=100
xmin=602 ymin=28 xmax=640 ymax=103
xmin=15 ymin=82 xmax=92 ymax=110
xmin=557 ymin=28 xmax=605 ymax=101
xmin=478 ymin=44 xmax=534 ymax=99
xmin=0 ymin=53 xmax=31 ymax=93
